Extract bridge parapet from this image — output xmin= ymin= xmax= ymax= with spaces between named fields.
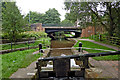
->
xmin=43 ymin=26 xmax=81 ymax=29
xmin=44 ymin=26 xmax=82 ymax=39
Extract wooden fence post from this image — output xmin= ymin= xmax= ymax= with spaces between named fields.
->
xmin=99 ymin=34 xmax=102 ymax=41
xmin=28 ymin=39 xmax=29 ymax=49
xmin=11 ymin=42 xmax=12 ymax=50
xmin=83 ymin=57 xmax=89 ymax=68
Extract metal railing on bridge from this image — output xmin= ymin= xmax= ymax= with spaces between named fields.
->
xmin=42 ymin=24 xmax=75 ymax=27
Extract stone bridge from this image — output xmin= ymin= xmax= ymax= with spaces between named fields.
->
xmin=43 ymin=27 xmax=82 ymax=39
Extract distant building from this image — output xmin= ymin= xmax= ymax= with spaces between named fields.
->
xmin=30 ymin=23 xmax=45 ymax=31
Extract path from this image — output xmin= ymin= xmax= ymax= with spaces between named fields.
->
xmin=10 ymin=49 xmax=50 ymax=79
xmin=89 ymin=58 xmax=120 ymax=79
xmin=78 ymin=39 xmax=120 ymax=51
xmin=72 ymin=48 xmax=120 ymax=79
xmin=75 ymin=39 xmax=120 ymax=79
xmin=10 ymin=61 xmax=37 ymax=79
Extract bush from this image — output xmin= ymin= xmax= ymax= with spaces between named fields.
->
xmin=22 ymin=31 xmax=47 ymax=39
xmin=2 ymin=31 xmax=48 ymax=41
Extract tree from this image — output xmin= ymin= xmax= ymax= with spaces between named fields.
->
xmin=64 ymin=2 xmax=91 ymax=28
xmin=25 ymin=11 xmax=45 ymax=24
xmin=25 ymin=8 xmax=61 ymax=26
xmin=2 ymin=2 xmax=26 ymax=42
xmin=60 ymin=19 xmax=74 ymax=27
xmin=65 ymin=13 xmax=77 ymax=23
xmin=43 ymin=8 xmax=61 ymax=25
xmin=64 ymin=1 xmax=120 ymax=37
xmin=87 ymin=2 xmax=120 ymax=37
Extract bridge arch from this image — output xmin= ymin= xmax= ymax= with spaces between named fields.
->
xmin=44 ymin=27 xmax=82 ymax=39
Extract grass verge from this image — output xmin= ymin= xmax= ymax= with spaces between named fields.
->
xmin=64 ymin=34 xmax=73 ymax=37
xmin=2 ymin=48 xmax=42 ymax=78
xmin=81 ymin=34 xmax=120 ymax=48
xmin=0 ymin=55 xmax=2 ymax=79
xmin=74 ymin=40 xmax=119 ymax=61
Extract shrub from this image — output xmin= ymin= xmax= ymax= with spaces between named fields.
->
xmin=22 ymin=31 xmax=47 ymax=39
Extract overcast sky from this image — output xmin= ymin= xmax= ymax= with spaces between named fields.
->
xmin=16 ymin=0 xmax=67 ymax=21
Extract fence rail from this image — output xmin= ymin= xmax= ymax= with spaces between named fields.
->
xmin=103 ymin=36 xmax=120 ymax=46
xmin=0 ymin=37 xmax=36 ymax=44
xmin=91 ymin=35 xmax=120 ymax=47
xmin=1 ymin=39 xmax=50 ymax=54
xmin=38 ymin=51 xmax=120 ymax=61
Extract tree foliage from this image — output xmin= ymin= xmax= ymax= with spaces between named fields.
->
xmin=25 ymin=8 xmax=61 ymax=25
xmin=64 ymin=1 xmax=120 ymax=37
xmin=2 ymin=2 xmax=26 ymax=42
xmin=60 ymin=19 xmax=74 ymax=27
xmin=25 ymin=11 xmax=44 ymax=24
xmin=43 ymin=8 xmax=61 ymax=25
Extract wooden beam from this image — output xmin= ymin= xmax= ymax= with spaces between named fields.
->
xmin=38 ymin=51 xmax=120 ymax=61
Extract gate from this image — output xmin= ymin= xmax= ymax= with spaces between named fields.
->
xmin=36 ymin=51 xmax=120 ymax=80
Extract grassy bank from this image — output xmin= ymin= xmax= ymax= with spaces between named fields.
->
xmin=81 ymin=34 xmax=120 ymax=48
xmin=74 ymin=40 xmax=119 ymax=61
xmin=2 ymin=37 xmax=51 ymax=78
xmin=0 ymin=55 xmax=2 ymax=80
xmin=2 ymin=48 xmax=42 ymax=78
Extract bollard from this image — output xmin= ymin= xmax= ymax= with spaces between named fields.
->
xmin=39 ymin=43 xmax=43 ymax=53
xmin=79 ymin=42 xmax=82 ymax=52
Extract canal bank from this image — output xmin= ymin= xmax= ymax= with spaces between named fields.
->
xmin=10 ymin=38 xmax=117 ymax=79
xmin=9 ymin=39 xmax=77 ymax=79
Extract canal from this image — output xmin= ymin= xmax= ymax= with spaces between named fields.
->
xmin=49 ymin=39 xmax=75 ymax=57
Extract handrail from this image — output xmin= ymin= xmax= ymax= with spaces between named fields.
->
xmin=38 ymin=51 xmax=120 ymax=61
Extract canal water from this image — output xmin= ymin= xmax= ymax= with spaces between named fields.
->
xmin=35 ymin=38 xmax=100 ymax=79
xmin=35 ymin=39 xmax=86 ymax=80
xmin=49 ymin=39 xmax=75 ymax=57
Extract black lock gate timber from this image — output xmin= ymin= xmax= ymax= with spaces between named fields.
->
xmin=36 ymin=51 xmax=120 ymax=80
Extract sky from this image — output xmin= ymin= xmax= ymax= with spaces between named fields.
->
xmin=16 ymin=0 xmax=67 ymax=21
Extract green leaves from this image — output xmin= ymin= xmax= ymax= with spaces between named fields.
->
xmin=2 ymin=2 xmax=26 ymax=42
xmin=64 ymin=1 xmax=120 ymax=37
xmin=44 ymin=8 xmax=61 ymax=25
xmin=60 ymin=19 xmax=74 ymax=27
xmin=22 ymin=31 xmax=47 ymax=38
xmin=25 ymin=8 xmax=61 ymax=25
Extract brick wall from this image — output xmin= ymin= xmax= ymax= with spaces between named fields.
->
xmin=81 ymin=26 xmax=105 ymax=37
xmin=81 ymin=26 xmax=95 ymax=37
xmin=31 ymin=23 xmax=45 ymax=31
